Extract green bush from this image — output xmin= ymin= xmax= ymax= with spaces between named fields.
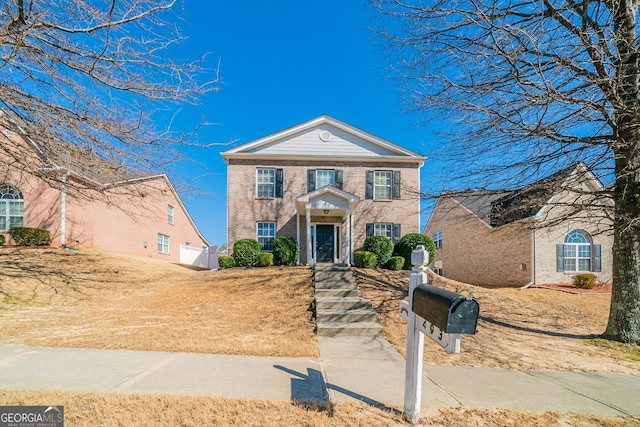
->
xmin=218 ymin=256 xmax=235 ymax=268
xmin=0 ymin=234 xmax=5 ymax=245
xmin=272 ymin=236 xmax=298 ymax=266
xmin=258 ymin=252 xmax=274 ymax=267
xmin=397 ymin=233 xmax=436 ymax=269
xmin=362 ymin=235 xmax=394 ymax=266
xmin=232 ymin=239 xmax=261 ymax=267
xmin=354 ymin=250 xmax=376 ymax=268
xmin=385 ymin=256 xmax=405 ymax=271
xmin=8 ymin=227 xmax=51 ymax=246
xmin=573 ymin=274 xmax=597 ymax=289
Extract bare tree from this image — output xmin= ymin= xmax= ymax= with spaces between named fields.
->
xmin=375 ymin=0 xmax=640 ymax=344
xmin=0 ymin=0 xmax=217 ymax=190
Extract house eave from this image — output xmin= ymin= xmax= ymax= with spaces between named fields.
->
xmin=222 ymin=153 xmax=426 ymax=165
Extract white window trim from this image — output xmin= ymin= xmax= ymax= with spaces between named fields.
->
xmin=256 ymin=168 xmax=276 ymax=198
xmin=315 ymin=169 xmax=335 ymax=188
xmin=373 ymin=170 xmax=393 ymax=200
xmin=256 ymin=221 xmax=276 ymax=251
xmin=168 ymin=205 xmax=175 ymax=225
xmin=157 ymin=233 xmax=170 ymax=254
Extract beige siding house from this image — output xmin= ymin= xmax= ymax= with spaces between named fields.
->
xmin=1 ymin=117 xmax=209 ymax=262
xmin=221 ymin=115 xmax=426 ymax=265
xmin=424 ymin=164 xmax=613 ymax=287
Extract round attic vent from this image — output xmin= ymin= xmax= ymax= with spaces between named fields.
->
xmin=319 ymin=130 xmax=332 ymax=142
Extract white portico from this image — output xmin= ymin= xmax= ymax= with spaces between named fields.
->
xmin=295 ymin=186 xmax=360 ymax=265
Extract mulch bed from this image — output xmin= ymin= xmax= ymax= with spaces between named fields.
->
xmin=534 ymin=282 xmax=612 ymax=294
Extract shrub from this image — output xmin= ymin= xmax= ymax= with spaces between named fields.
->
xmin=573 ymin=274 xmax=597 ymax=289
xmin=272 ymin=236 xmax=298 ymax=266
xmin=8 ymin=227 xmax=51 ymax=246
xmin=397 ymin=233 xmax=436 ymax=269
xmin=354 ymin=250 xmax=377 ymax=268
xmin=258 ymin=252 xmax=274 ymax=267
xmin=232 ymin=239 xmax=261 ymax=267
xmin=0 ymin=235 xmax=5 ymax=245
xmin=362 ymin=235 xmax=394 ymax=266
xmin=386 ymin=256 xmax=405 ymax=271
xmin=218 ymin=256 xmax=236 ymax=268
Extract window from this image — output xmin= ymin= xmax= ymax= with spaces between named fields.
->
xmin=434 ymin=231 xmax=443 ymax=249
xmin=366 ymin=222 xmax=401 ymax=244
xmin=365 ymin=170 xmax=401 ymax=200
xmin=557 ymin=230 xmax=601 ymax=273
xmin=374 ymin=171 xmax=392 ymax=199
xmin=316 ymin=170 xmax=335 ymax=188
xmin=257 ymin=222 xmax=275 ymax=251
xmin=0 ymin=184 xmax=24 ymax=231
xmin=167 ymin=205 xmax=174 ymax=224
xmin=256 ymin=168 xmax=283 ymax=198
xmin=307 ymin=169 xmax=342 ymax=191
xmin=433 ymin=267 xmax=443 ymax=276
xmin=157 ymin=233 xmax=170 ymax=254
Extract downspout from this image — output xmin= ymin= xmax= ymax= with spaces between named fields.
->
xmin=520 ymin=227 xmax=536 ymax=290
xmin=60 ymin=171 xmax=70 ymax=246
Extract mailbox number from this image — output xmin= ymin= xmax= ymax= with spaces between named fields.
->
xmin=422 ymin=321 xmax=443 ymax=340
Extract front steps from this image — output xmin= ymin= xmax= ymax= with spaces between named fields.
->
xmin=314 ymin=264 xmax=383 ymax=337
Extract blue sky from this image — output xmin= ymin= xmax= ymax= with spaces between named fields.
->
xmin=170 ymin=1 xmax=438 ymax=246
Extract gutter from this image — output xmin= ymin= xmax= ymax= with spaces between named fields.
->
xmin=519 ymin=228 xmax=537 ymax=290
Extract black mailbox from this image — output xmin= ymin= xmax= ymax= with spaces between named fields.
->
xmin=412 ymin=285 xmax=479 ymax=334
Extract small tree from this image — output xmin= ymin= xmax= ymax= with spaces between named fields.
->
xmin=397 ymin=234 xmax=436 ymax=270
xmin=362 ymin=235 xmax=394 ymax=267
xmin=232 ymin=239 xmax=261 ymax=267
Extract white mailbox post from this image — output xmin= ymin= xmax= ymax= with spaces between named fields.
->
xmin=401 ymin=245 xmax=479 ymax=423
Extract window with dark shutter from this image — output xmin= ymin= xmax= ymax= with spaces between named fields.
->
xmin=392 ymin=223 xmax=401 ymax=244
xmin=392 ymin=170 xmax=401 ymax=199
xmin=556 ymin=244 xmax=564 ymax=272
xmin=366 ymin=223 xmax=374 ymax=237
xmin=307 ymin=169 xmax=316 ymax=192
xmin=335 ymin=170 xmax=343 ymax=190
xmin=365 ymin=171 xmax=373 ymax=199
xmin=275 ymin=169 xmax=283 ymax=198
xmin=593 ymin=244 xmax=602 ymax=272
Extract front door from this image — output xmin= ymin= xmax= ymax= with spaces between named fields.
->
xmin=316 ymin=224 xmax=334 ymax=263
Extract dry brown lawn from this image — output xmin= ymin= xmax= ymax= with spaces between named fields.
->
xmin=2 ymin=248 xmax=639 ymax=425
xmin=0 ymin=248 xmax=316 ymax=357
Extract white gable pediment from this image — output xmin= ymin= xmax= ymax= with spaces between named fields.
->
xmin=221 ymin=115 xmax=425 ymax=164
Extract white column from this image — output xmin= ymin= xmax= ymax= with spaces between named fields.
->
xmin=345 ymin=208 xmax=351 ymax=266
xmin=60 ymin=172 xmax=69 ymax=246
xmin=305 ymin=207 xmax=312 ymax=265
xmin=296 ymin=213 xmax=300 ymax=265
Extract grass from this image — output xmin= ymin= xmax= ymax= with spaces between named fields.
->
xmin=584 ymin=338 xmax=640 ymax=362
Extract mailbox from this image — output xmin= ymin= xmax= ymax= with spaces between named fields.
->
xmin=412 ymin=285 xmax=479 ymax=334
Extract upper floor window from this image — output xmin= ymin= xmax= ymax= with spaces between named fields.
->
xmin=557 ymin=230 xmax=601 ymax=273
xmin=257 ymin=222 xmax=275 ymax=251
xmin=157 ymin=233 xmax=170 ymax=254
xmin=365 ymin=170 xmax=401 ymax=200
xmin=167 ymin=205 xmax=175 ymax=224
xmin=0 ymin=184 xmax=24 ymax=231
xmin=434 ymin=231 xmax=443 ymax=249
xmin=256 ymin=168 xmax=283 ymax=198
xmin=307 ymin=169 xmax=343 ymax=191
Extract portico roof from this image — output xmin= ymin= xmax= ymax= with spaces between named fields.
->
xmin=295 ymin=185 xmax=360 ymax=215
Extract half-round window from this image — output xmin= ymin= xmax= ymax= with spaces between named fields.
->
xmin=563 ymin=230 xmax=592 ymax=272
xmin=0 ymin=184 xmax=24 ymax=231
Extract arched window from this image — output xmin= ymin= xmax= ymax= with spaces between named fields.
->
xmin=0 ymin=184 xmax=24 ymax=231
xmin=563 ymin=230 xmax=592 ymax=272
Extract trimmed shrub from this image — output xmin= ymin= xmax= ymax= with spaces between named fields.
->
xmin=0 ymin=235 xmax=5 ymax=245
xmin=386 ymin=256 xmax=405 ymax=271
xmin=573 ymin=274 xmax=597 ymax=289
xmin=258 ymin=252 xmax=274 ymax=267
xmin=362 ymin=235 xmax=394 ymax=266
xmin=218 ymin=256 xmax=236 ymax=268
xmin=397 ymin=233 xmax=436 ymax=269
xmin=354 ymin=250 xmax=377 ymax=268
xmin=232 ymin=239 xmax=261 ymax=267
xmin=8 ymin=227 xmax=51 ymax=246
xmin=272 ymin=236 xmax=299 ymax=266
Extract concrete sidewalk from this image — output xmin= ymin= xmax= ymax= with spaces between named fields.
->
xmin=1 ymin=342 xmax=639 ymax=418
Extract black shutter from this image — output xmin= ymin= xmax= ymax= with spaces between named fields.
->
xmin=556 ymin=244 xmax=564 ymax=272
xmin=392 ymin=171 xmax=401 ymax=199
xmin=307 ymin=169 xmax=315 ymax=192
xmin=392 ymin=223 xmax=401 ymax=244
xmin=335 ymin=170 xmax=343 ymax=190
xmin=593 ymin=244 xmax=602 ymax=272
xmin=275 ymin=169 xmax=283 ymax=198
xmin=366 ymin=223 xmax=374 ymax=237
xmin=365 ymin=171 xmax=373 ymax=199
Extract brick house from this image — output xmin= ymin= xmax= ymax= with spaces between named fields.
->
xmin=1 ymin=114 xmax=209 ymax=262
xmin=423 ymin=163 xmax=613 ymax=287
xmin=221 ymin=115 xmax=426 ymax=265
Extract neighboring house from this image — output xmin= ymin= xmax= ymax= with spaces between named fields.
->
xmin=221 ymin=115 xmax=426 ymax=265
xmin=0 ymin=113 xmax=209 ymax=262
xmin=424 ymin=163 xmax=613 ymax=287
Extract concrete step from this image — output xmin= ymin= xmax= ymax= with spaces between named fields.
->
xmin=314 ymin=280 xmax=358 ymax=291
xmin=316 ymin=321 xmax=383 ymax=337
xmin=314 ymin=273 xmax=355 ymax=286
xmin=314 ymin=289 xmax=360 ymax=298
xmin=315 ymin=297 xmax=373 ymax=311
xmin=316 ymin=308 xmax=378 ymax=323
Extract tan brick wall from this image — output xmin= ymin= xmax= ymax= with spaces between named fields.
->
xmin=424 ymin=198 xmax=532 ymax=287
xmin=227 ymin=159 xmax=421 ymax=263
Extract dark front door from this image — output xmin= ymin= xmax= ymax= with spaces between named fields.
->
xmin=316 ymin=225 xmax=334 ymax=263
